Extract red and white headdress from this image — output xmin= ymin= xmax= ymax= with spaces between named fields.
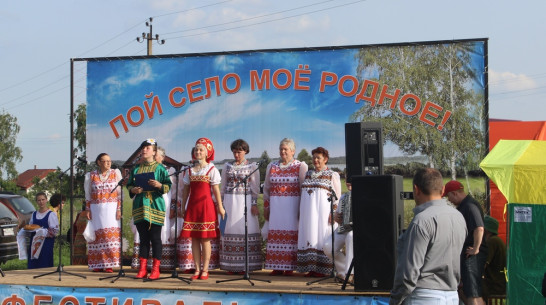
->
xmin=195 ymin=137 xmax=215 ymax=163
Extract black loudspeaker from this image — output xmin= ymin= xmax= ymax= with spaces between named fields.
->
xmin=351 ymin=175 xmax=404 ymax=292
xmin=344 ymin=122 xmax=383 ymax=182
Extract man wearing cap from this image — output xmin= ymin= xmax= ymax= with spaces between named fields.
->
xmin=390 ymin=168 xmax=467 ymax=305
xmin=482 ymin=215 xmax=506 ymax=298
xmin=443 ymin=180 xmax=487 ymax=305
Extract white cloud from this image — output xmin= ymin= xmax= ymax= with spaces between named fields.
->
xmin=214 ymin=55 xmax=244 ymax=71
xmin=489 ymin=69 xmax=537 ymax=92
xmin=93 ymin=62 xmax=155 ymax=102
xmin=126 ymin=62 xmax=154 ymax=85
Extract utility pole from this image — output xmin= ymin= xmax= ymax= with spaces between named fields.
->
xmin=136 ymin=17 xmax=165 ymax=55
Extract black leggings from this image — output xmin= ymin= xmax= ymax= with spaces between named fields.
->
xmin=136 ymin=221 xmax=163 ymax=260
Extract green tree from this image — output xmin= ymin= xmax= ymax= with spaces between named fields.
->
xmin=297 ymin=149 xmax=313 ymax=169
xmin=258 ymin=150 xmax=271 ymax=182
xmin=0 ymin=110 xmax=23 ymax=182
xmin=0 ymin=179 xmax=18 ymax=193
xmin=72 ymin=103 xmax=87 ymax=197
xmin=352 ymin=42 xmax=485 ymax=178
xmin=26 ymin=171 xmax=63 ymax=201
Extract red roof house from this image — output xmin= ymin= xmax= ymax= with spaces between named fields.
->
xmin=16 ymin=167 xmax=56 ymax=193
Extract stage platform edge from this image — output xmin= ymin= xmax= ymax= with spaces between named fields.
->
xmin=0 ymin=265 xmax=390 ymax=304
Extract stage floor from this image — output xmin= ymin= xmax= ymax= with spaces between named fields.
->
xmin=0 ymin=265 xmax=388 ymax=296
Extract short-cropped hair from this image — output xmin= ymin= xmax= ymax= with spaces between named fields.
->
xmin=279 ymin=138 xmax=296 ymax=152
xmin=311 ymin=147 xmax=329 ymax=162
xmin=230 ymin=139 xmax=250 ymax=154
xmin=413 ymin=168 xmax=444 ymax=196
xmin=50 ymin=193 xmax=66 ymax=208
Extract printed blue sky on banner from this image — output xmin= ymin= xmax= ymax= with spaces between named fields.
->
xmin=86 ymin=42 xmax=486 ymax=165
xmin=87 ymin=49 xmax=363 ymax=162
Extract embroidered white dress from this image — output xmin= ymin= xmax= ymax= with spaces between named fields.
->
xmin=263 ymin=160 xmax=308 ymax=271
xmin=84 ymin=168 xmax=122 ymax=270
xmin=296 ymin=168 xmax=341 ymax=274
xmin=220 ymin=161 xmax=262 ymax=272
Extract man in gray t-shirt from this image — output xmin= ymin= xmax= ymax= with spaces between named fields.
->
xmin=390 ymin=168 xmax=467 ymax=305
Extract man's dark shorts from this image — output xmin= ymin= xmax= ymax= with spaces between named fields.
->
xmin=461 ymin=251 xmax=487 ymax=297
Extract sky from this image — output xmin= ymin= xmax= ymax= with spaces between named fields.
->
xmin=2 ymin=0 xmax=546 ymax=174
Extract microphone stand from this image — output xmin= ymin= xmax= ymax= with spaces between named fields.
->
xmin=100 ymin=173 xmax=129 ymax=283
xmin=307 ymin=186 xmax=338 ymax=285
xmin=34 ymin=164 xmax=87 ymax=281
xmin=146 ymin=165 xmax=191 ymax=284
xmin=216 ymin=161 xmax=270 ymax=286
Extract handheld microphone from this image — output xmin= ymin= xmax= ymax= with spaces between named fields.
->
xmin=189 ymin=160 xmax=198 ymax=166
xmin=256 ymin=159 xmax=268 ymax=167
xmin=329 ymin=186 xmax=338 ymax=201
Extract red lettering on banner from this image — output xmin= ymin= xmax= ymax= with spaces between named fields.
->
xmin=144 ymin=95 xmax=163 ymax=118
xmin=85 ymin=297 xmax=106 ymax=305
xmin=294 ymin=65 xmax=310 ymax=90
xmin=437 ymin=110 xmax=452 ymax=131
xmin=419 ymin=101 xmax=442 ymax=127
xmin=319 ymin=71 xmax=337 ymax=92
xmin=399 ymin=94 xmax=421 ymax=116
xmin=338 ymin=75 xmax=359 ymax=97
xmin=187 ymin=80 xmax=204 ymax=103
xmin=203 ymin=302 xmax=221 ymax=305
xmin=378 ymin=85 xmax=401 ymax=107
xmin=34 ymin=295 xmax=52 ymax=305
xmin=250 ymin=70 xmax=271 ymax=90
xmin=60 ymin=296 xmax=79 ymax=305
xmin=109 ymin=114 xmax=128 ymax=138
xmin=272 ymin=69 xmax=292 ymax=90
xmin=204 ymin=76 xmax=221 ymax=98
xmin=141 ymin=300 xmax=161 ymax=305
xmin=2 ymin=294 xmax=25 ymax=305
xmin=355 ymin=80 xmax=379 ymax=105
xmin=175 ymin=301 xmax=185 ymax=305
xmin=113 ymin=298 xmax=134 ymax=305
xmin=169 ymin=87 xmax=186 ymax=107
xmin=127 ymin=106 xmax=145 ymax=127
xmin=222 ymin=73 xmax=241 ymax=94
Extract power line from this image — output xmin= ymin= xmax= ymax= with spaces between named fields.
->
xmin=164 ymin=0 xmax=366 ymax=40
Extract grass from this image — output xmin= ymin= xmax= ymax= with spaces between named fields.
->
xmin=1 ymin=240 xmax=72 ymax=271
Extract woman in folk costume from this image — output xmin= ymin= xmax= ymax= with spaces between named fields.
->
xmin=263 ymin=138 xmax=308 ymax=276
xmin=84 ymin=153 xmax=122 ymax=273
xmin=220 ymin=139 xmax=262 ymax=274
xmin=131 ymin=146 xmax=177 ymax=272
xmin=127 ymin=139 xmax=172 ymax=280
xmin=296 ymin=147 xmax=341 ymax=277
xmin=27 ymin=192 xmax=59 ymax=269
xmin=180 ymin=137 xmax=226 ymax=280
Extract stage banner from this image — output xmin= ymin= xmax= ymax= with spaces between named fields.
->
xmin=84 ymin=39 xmax=487 ymax=177
xmin=0 ymin=285 xmax=389 ymax=305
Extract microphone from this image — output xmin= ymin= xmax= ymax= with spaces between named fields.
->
xmin=77 ymin=156 xmax=87 ymax=163
xmin=255 ymin=159 xmax=268 ymax=167
xmin=329 ymin=186 xmax=338 ymax=201
xmin=189 ymin=160 xmax=198 ymax=166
